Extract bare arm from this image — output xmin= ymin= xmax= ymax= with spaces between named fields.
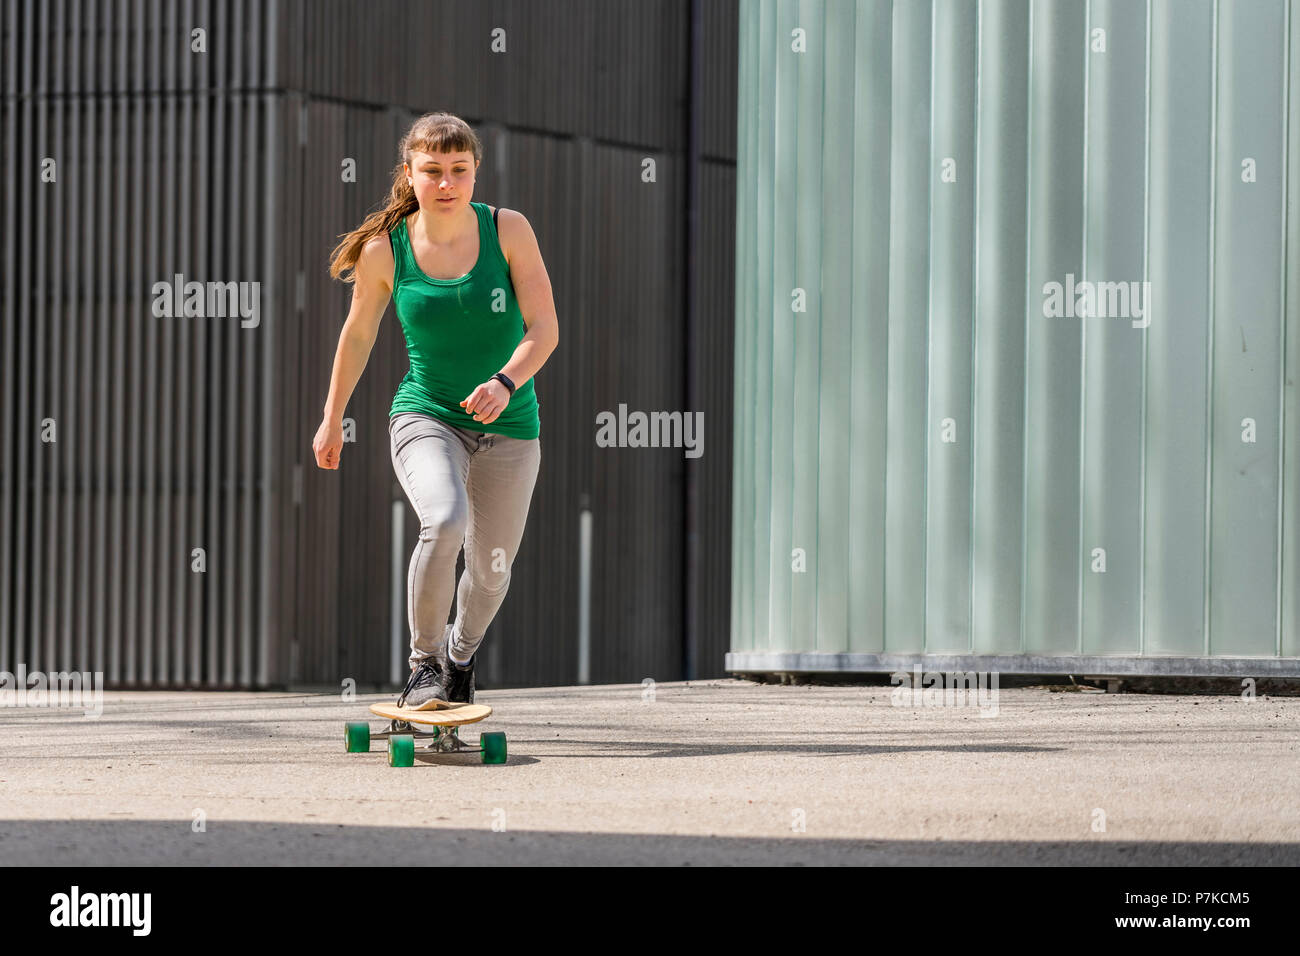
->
xmin=462 ymin=209 xmax=560 ymax=425
xmin=313 ymin=236 xmax=393 ymax=468
xmin=323 ymin=236 xmax=393 ymax=422
xmin=497 ymin=208 xmax=559 ymax=383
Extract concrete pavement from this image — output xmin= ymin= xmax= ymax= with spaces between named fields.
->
xmin=0 ymin=679 xmax=1296 ymax=865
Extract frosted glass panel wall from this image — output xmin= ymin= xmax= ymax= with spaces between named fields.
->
xmin=730 ymin=0 xmax=1300 ymax=670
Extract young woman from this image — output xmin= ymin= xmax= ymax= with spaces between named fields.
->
xmin=315 ymin=112 xmax=558 ymax=709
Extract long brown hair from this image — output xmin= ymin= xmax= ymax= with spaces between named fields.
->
xmin=328 ymin=112 xmax=484 ymax=283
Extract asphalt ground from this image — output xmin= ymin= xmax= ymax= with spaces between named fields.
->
xmin=0 ymin=679 xmax=1296 ymax=865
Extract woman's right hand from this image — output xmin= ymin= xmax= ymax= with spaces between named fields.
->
xmin=313 ymin=418 xmax=345 ymax=470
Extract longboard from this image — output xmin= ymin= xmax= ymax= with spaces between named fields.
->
xmin=344 ymin=702 xmax=506 ymax=766
xmin=370 ymin=702 xmax=492 ymax=726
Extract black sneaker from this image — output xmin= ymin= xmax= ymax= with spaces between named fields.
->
xmin=435 ymin=652 xmax=475 ymax=705
xmin=397 ymin=657 xmax=448 ymax=710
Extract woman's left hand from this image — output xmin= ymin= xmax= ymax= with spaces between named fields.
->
xmin=461 ymin=378 xmax=511 ymax=425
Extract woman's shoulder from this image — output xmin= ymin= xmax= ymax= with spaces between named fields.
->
xmin=358 ymin=232 xmax=397 ymax=289
xmin=484 ymin=205 xmax=528 ymax=268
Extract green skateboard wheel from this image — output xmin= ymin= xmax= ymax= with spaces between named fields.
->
xmin=481 ymin=731 xmax=507 ymax=764
xmin=388 ymin=734 xmax=415 ymax=767
xmin=345 ymin=721 xmax=370 ymax=753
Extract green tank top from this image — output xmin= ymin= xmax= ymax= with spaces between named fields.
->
xmin=388 ymin=201 xmax=540 ymax=439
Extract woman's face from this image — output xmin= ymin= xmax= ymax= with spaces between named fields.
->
xmin=405 ymin=148 xmax=478 ymax=215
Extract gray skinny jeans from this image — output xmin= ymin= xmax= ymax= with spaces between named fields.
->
xmin=388 ymin=411 xmax=541 ymax=670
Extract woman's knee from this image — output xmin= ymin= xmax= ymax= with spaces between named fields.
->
xmin=416 ymin=505 xmax=468 ymax=545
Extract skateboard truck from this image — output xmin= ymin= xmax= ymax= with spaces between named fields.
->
xmin=380 ymin=718 xmax=471 ymax=752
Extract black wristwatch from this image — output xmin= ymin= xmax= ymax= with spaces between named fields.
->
xmin=493 ymin=372 xmax=516 ymax=395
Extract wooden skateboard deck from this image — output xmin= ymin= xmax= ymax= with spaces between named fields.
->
xmin=368 ymin=702 xmax=491 ymax=727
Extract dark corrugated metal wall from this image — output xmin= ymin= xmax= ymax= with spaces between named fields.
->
xmin=1 ymin=0 xmax=289 ymax=687
xmin=2 ymin=0 xmax=737 ymax=689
